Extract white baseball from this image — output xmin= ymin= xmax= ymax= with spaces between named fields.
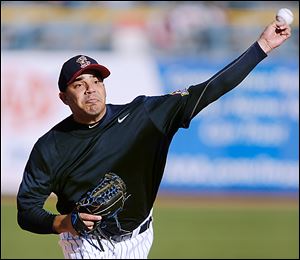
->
xmin=276 ymin=8 xmax=294 ymax=25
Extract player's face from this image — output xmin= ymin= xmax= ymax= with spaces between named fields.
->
xmin=60 ymin=73 xmax=106 ymax=123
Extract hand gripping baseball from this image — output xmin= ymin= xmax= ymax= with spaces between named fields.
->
xmin=258 ymin=18 xmax=292 ymax=54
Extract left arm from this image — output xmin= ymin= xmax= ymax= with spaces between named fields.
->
xmin=131 ymin=21 xmax=292 ymax=134
xmin=183 ymin=20 xmax=292 ymax=125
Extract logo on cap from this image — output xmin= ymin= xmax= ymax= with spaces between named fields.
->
xmin=76 ymin=56 xmax=91 ymax=68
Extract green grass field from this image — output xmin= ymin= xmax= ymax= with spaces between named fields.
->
xmin=1 ymin=195 xmax=299 ymax=259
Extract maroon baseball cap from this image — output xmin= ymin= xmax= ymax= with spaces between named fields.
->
xmin=58 ymin=55 xmax=111 ymax=92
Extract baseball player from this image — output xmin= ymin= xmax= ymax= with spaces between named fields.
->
xmin=17 ymin=20 xmax=291 ymax=259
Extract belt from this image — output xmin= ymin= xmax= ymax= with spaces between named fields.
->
xmin=110 ymin=216 xmax=152 ymax=243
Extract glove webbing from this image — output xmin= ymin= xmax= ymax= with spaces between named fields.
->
xmin=71 ymin=195 xmax=131 ymax=252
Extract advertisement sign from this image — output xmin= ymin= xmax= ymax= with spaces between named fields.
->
xmin=157 ymin=57 xmax=299 ymax=192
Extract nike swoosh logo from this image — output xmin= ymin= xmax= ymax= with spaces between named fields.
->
xmin=118 ymin=113 xmax=130 ymax=123
xmin=88 ymin=123 xmax=99 ymax=128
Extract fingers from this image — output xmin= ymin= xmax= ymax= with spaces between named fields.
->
xmin=275 ymin=19 xmax=291 ymax=30
xmin=275 ymin=17 xmax=286 ymax=27
xmin=268 ymin=19 xmax=291 ymax=39
xmin=79 ymin=213 xmax=102 ymax=230
xmin=276 ymin=25 xmax=291 ymax=38
xmin=79 ymin=213 xmax=102 ymax=221
xmin=280 ymin=29 xmax=291 ymax=38
xmin=269 ymin=19 xmax=291 ymax=31
xmin=83 ymin=220 xmax=95 ymax=230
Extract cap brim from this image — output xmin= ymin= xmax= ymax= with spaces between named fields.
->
xmin=67 ymin=64 xmax=111 ymax=85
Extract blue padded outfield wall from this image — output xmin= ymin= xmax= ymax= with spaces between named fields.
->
xmin=157 ymin=57 xmax=299 ymax=193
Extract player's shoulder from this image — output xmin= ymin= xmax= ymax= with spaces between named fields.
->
xmin=127 ymin=95 xmax=150 ymax=105
xmin=35 ymin=116 xmax=73 ymax=148
xmin=109 ymin=94 xmax=176 ymax=110
xmin=131 ymin=95 xmax=173 ymax=111
xmin=108 ymin=95 xmax=149 ymax=112
xmin=33 ymin=131 xmax=57 ymax=157
xmin=142 ymin=89 xmax=188 ymax=107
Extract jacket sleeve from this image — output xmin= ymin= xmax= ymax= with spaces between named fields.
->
xmin=144 ymin=41 xmax=267 ymax=133
xmin=17 ymin=141 xmax=58 ymax=234
xmin=181 ymin=41 xmax=267 ymax=128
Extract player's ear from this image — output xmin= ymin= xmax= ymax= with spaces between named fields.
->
xmin=59 ymin=92 xmax=69 ymax=105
